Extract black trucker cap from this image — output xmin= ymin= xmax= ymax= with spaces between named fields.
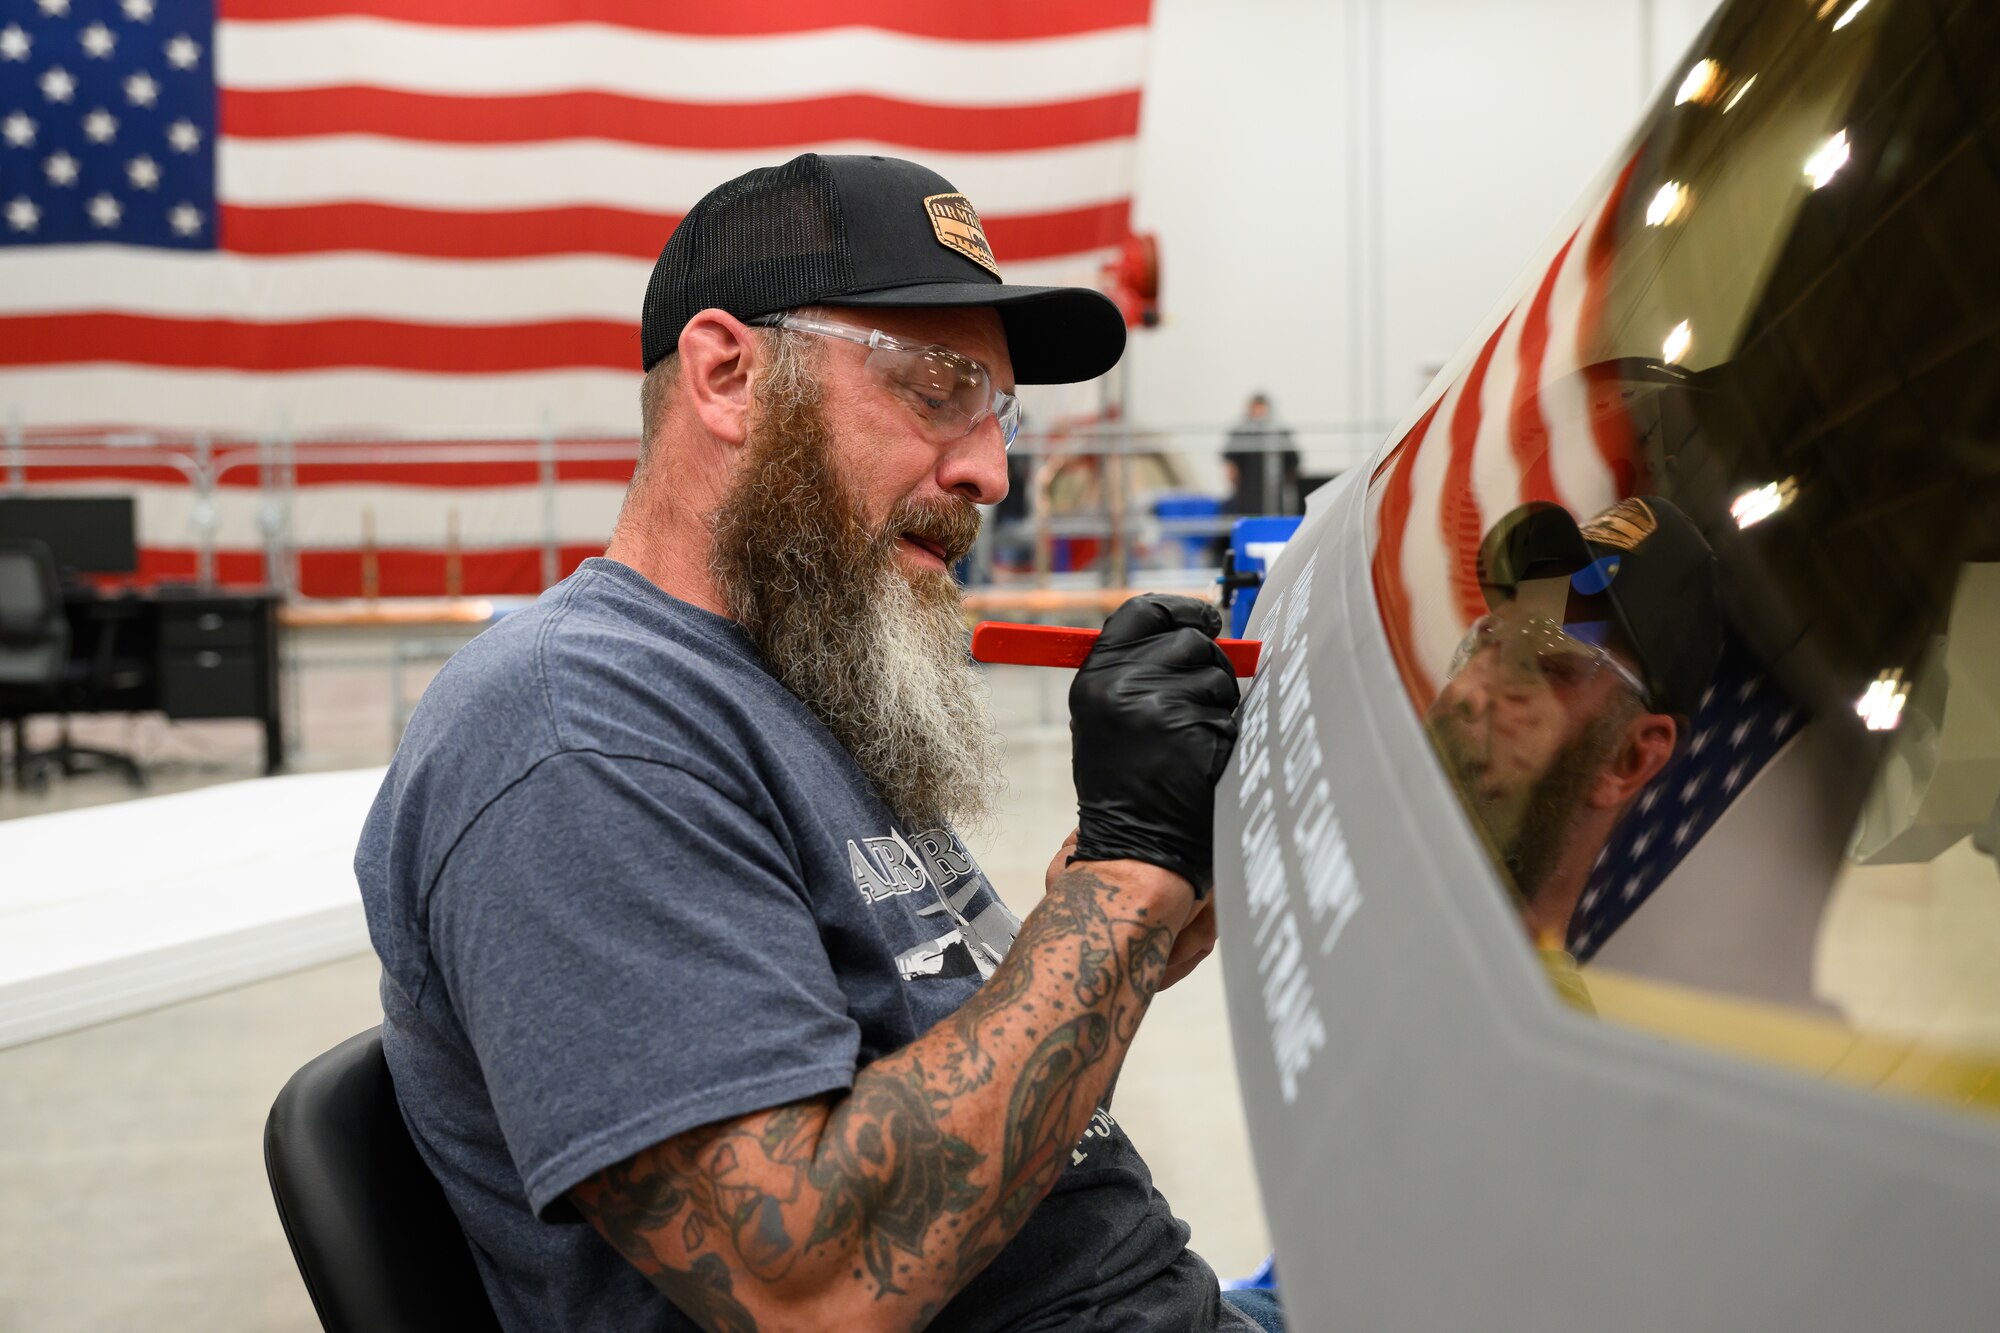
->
xmin=640 ymin=153 xmax=1127 ymax=384
xmin=1476 ymin=496 xmax=1723 ymax=716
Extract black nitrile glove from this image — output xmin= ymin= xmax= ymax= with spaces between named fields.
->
xmin=1069 ymin=594 xmax=1241 ymax=895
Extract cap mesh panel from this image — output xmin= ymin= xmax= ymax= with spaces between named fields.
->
xmin=640 ymin=154 xmax=854 ymax=370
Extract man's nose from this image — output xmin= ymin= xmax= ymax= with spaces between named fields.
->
xmin=934 ymin=413 xmax=1010 ymax=506
xmin=1440 ymin=667 xmax=1492 ymax=719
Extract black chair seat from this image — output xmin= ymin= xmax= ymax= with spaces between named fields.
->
xmin=265 ymin=1028 xmax=504 ymax=1333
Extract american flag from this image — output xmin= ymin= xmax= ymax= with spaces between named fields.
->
xmin=0 ymin=0 xmax=1151 ymax=436
xmin=0 ymin=0 xmax=1149 ymax=594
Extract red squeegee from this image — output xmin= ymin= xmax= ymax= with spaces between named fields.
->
xmin=971 ymin=621 xmax=1263 ymax=677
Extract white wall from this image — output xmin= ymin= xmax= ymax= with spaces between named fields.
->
xmin=1123 ymin=0 xmax=1722 ymax=470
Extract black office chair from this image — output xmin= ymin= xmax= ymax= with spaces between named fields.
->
xmin=0 ymin=537 xmax=145 ymax=789
xmin=264 ymin=1027 xmax=504 ymax=1333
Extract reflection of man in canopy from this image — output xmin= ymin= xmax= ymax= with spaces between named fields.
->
xmin=1426 ymin=497 xmax=1723 ymax=950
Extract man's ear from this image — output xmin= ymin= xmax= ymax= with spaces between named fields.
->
xmin=1590 ymin=711 xmax=1677 ymax=810
xmin=677 ymin=309 xmax=758 ymax=447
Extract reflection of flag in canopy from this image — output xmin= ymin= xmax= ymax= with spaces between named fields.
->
xmin=1371 ymin=154 xmax=1647 ymax=703
xmin=1568 ymin=637 xmax=1807 ymax=961
xmin=0 ymin=0 xmax=1152 ymax=435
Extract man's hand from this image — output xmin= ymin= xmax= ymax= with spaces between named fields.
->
xmin=1069 ymin=594 xmax=1240 ymax=894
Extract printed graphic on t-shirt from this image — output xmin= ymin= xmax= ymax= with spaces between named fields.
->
xmin=847 ymin=826 xmax=1020 ymax=982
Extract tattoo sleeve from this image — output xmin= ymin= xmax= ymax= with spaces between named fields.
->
xmin=569 ymin=864 xmax=1182 ymax=1333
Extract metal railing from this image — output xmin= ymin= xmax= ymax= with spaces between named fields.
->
xmin=1 ymin=420 xmax=1391 ymax=598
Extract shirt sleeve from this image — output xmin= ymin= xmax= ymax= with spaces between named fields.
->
xmin=423 ymin=748 xmax=862 ymax=1217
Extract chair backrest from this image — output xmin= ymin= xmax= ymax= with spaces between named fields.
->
xmin=264 ymin=1027 xmax=504 ymax=1333
xmin=0 ymin=539 xmax=68 ymax=686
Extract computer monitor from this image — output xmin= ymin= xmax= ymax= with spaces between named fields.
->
xmin=0 ymin=495 xmax=139 ymax=575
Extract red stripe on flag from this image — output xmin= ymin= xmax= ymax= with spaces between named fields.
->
xmin=1441 ymin=315 xmax=1512 ymax=628
xmin=16 ymin=455 xmax=637 ymax=488
xmin=218 ymin=200 xmax=1129 ymax=262
xmin=218 ymin=0 xmax=1152 ymax=39
xmin=221 ymin=204 xmax=673 ymax=260
xmin=1370 ymin=396 xmax=1445 ymax=705
xmin=1508 ymin=228 xmax=1580 ymax=510
xmin=1577 ymin=154 xmax=1643 ymax=499
xmin=0 ymin=313 xmax=637 ymax=373
xmin=221 ymin=88 xmax=1144 ymax=153
xmin=139 ymin=545 xmax=606 ymax=597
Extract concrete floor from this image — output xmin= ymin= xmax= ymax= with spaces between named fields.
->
xmin=0 ymin=648 xmax=1268 ymax=1331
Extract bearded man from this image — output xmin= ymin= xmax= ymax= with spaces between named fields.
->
xmin=356 ymin=155 xmax=1266 ymax=1333
xmin=1424 ymin=496 xmax=1722 ymax=950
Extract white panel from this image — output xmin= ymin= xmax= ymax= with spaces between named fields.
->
xmin=216 ymin=20 xmax=1150 ymax=105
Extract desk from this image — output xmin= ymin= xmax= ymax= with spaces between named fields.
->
xmin=38 ymin=588 xmax=285 ymax=774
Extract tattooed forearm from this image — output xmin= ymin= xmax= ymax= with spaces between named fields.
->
xmin=570 ymin=861 xmax=1191 ymax=1333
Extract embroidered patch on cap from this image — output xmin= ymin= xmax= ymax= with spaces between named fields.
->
xmin=924 ymin=192 xmax=1001 ymax=278
xmin=1581 ymin=497 xmax=1659 ymax=552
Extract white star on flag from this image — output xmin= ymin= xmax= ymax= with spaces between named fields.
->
xmin=1 ymin=25 xmax=30 ymax=61
xmin=1673 ymin=817 xmax=1694 ymax=848
xmin=1631 ymin=826 xmax=1654 ymax=855
xmin=83 ymin=107 xmax=117 ymax=143
xmin=122 ymin=0 xmax=155 ymax=20
xmin=1730 ymin=718 xmax=1753 ymax=746
xmin=86 ymin=192 xmax=121 ymax=227
xmin=1723 ymin=760 xmax=1747 ymax=793
xmin=40 ymin=66 xmax=76 ymax=103
xmin=2 ymin=112 xmax=34 ymax=147
xmin=124 ymin=71 xmax=158 ymax=107
xmin=1689 ymin=727 xmax=1711 ymax=755
xmin=5 ymin=196 xmax=38 ymax=232
xmin=1681 ymin=772 xmax=1704 ymax=802
xmin=165 ymin=118 xmax=199 ymax=152
xmin=1638 ymin=786 xmax=1660 ymax=814
xmin=126 ymin=154 xmax=159 ymax=189
xmin=1580 ymin=887 xmax=1600 ymax=913
xmin=1622 ymin=874 xmax=1644 ymax=901
xmin=37 ymin=0 xmax=70 ymax=17
xmin=167 ymin=201 xmax=202 ymax=236
xmin=164 ymin=34 xmax=201 ymax=70
xmin=79 ymin=23 xmax=115 ymax=59
xmin=43 ymin=148 xmax=78 ymax=185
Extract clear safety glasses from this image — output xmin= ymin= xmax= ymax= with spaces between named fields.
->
xmin=753 ymin=311 xmax=1022 ymax=448
xmin=1446 ymin=613 xmax=1651 ymax=705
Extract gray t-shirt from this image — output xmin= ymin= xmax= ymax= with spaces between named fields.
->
xmin=356 ymin=558 xmax=1248 ymax=1332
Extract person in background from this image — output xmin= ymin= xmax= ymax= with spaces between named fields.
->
xmin=1222 ymin=392 xmax=1302 ymax=517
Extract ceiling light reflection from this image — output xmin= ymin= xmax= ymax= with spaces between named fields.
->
xmin=1723 ymin=74 xmax=1757 ymax=112
xmin=1730 ymin=478 xmax=1797 ymax=528
xmin=1833 ymin=0 xmax=1869 ymax=29
xmin=1676 ymin=59 xmax=1721 ymax=106
xmin=1806 ymin=130 xmax=1850 ymax=189
xmin=1857 ymin=670 xmax=1908 ymax=731
xmin=1662 ymin=319 xmax=1692 ymax=365
xmin=1646 ymin=181 xmax=1690 ymax=226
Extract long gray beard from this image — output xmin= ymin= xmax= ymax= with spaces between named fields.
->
xmin=1427 ymin=692 xmax=1635 ymax=904
xmin=709 ymin=361 xmax=1003 ymax=833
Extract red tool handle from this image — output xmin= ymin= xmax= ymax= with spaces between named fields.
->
xmin=971 ymin=621 xmax=1263 ymax=677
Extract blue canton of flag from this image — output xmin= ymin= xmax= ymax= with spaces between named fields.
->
xmin=1568 ymin=635 xmax=1810 ymax=963
xmin=0 ymin=0 xmax=215 ymax=248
